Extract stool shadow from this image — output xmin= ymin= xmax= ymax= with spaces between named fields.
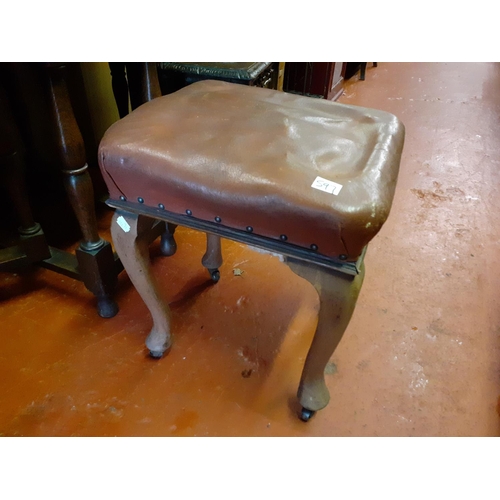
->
xmin=112 ymin=237 xmax=318 ymax=423
xmin=169 ymin=275 xmax=216 ymax=309
xmin=162 ymin=257 xmax=315 ymax=420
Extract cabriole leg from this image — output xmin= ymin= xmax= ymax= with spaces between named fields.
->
xmin=201 ymin=233 xmax=223 ymax=282
xmin=285 ymin=258 xmax=365 ymax=421
xmin=111 ymin=210 xmax=172 ymax=358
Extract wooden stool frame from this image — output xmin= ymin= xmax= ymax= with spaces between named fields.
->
xmin=109 ymin=199 xmax=366 ymax=422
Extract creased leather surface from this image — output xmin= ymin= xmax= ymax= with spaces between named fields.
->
xmin=98 ymin=80 xmax=404 ymax=260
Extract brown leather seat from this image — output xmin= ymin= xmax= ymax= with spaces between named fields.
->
xmin=98 ymin=80 xmax=404 ymax=261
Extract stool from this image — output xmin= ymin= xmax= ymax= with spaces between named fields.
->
xmin=98 ymin=80 xmax=405 ymax=421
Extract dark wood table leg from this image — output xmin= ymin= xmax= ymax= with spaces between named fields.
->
xmin=108 ymin=63 xmax=129 ymax=119
xmin=126 ymin=62 xmax=162 ymax=112
xmin=42 ymin=63 xmax=118 ymax=318
xmin=1 ymin=151 xmax=52 ymax=266
xmin=360 ymin=62 xmax=367 ymax=81
xmin=0 ymin=81 xmax=51 ymax=269
xmin=139 ymin=62 xmax=163 ymax=105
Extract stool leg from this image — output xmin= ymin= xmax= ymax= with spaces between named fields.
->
xmin=159 ymin=222 xmax=177 ymax=257
xmin=111 ymin=210 xmax=172 ymax=358
xmin=201 ymin=233 xmax=223 ymax=282
xmin=285 ymin=258 xmax=365 ymax=421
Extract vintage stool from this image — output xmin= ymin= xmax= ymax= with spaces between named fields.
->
xmin=98 ymin=80 xmax=405 ymax=421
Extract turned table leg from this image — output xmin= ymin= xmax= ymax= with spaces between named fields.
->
xmin=202 ymin=233 xmax=223 ymax=282
xmin=286 ymin=257 xmax=365 ymax=421
xmin=0 ymin=80 xmax=51 ymax=266
xmin=108 ymin=63 xmax=130 ymax=119
xmin=111 ymin=210 xmax=172 ymax=357
xmin=43 ymin=63 xmax=118 ymax=318
xmin=134 ymin=62 xmax=162 ymax=109
xmin=1 ymin=151 xmax=51 ymax=264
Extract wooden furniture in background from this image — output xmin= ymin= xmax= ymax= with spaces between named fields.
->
xmin=0 ymin=63 xmax=121 ymax=317
xmin=277 ymin=62 xmax=285 ymax=91
xmin=360 ymin=62 xmax=378 ymax=81
xmin=344 ymin=62 xmax=378 ymax=81
xmin=108 ymin=63 xmax=162 ymax=118
xmin=283 ymin=62 xmax=345 ymax=101
xmin=157 ymin=62 xmax=279 ymax=95
xmin=0 ymin=62 xmax=166 ymax=317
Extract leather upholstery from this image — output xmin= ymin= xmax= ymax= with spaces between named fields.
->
xmin=98 ymin=80 xmax=404 ymax=261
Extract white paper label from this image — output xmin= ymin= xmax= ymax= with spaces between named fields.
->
xmin=311 ymin=176 xmax=343 ymax=195
xmin=116 ymin=215 xmax=131 ymax=233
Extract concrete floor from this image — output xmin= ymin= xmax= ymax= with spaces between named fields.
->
xmin=1 ymin=62 xmax=499 ymax=436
